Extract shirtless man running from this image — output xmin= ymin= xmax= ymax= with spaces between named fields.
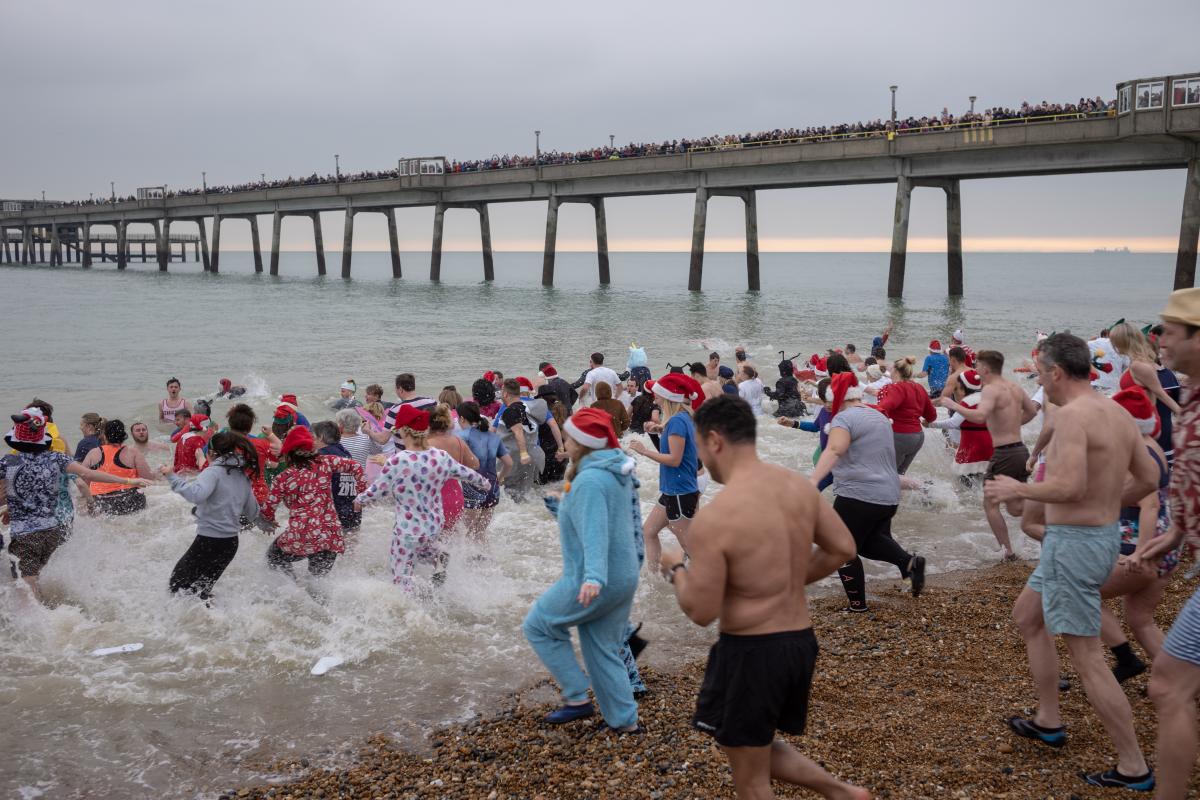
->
xmin=690 ymin=362 xmax=723 ymax=401
xmin=658 ymin=396 xmax=868 ymax=800
xmin=986 ymin=333 xmax=1158 ymax=792
xmin=939 ymin=349 xmax=1038 ymax=558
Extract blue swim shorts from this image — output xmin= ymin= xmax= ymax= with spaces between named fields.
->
xmin=1164 ymin=586 xmax=1200 ymax=667
xmin=1026 ymin=522 xmax=1120 ymax=637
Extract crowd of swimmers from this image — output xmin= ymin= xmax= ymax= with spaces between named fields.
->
xmin=7 ymin=304 xmax=1200 ymax=797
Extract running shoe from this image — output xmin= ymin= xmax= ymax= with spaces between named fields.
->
xmin=1007 ymin=716 xmax=1066 ymax=748
xmin=543 ymin=703 xmax=595 ymax=724
xmin=1080 ymin=768 xmax=1155 ymax=791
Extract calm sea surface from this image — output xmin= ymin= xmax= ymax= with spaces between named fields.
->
xmin=0 ymin=251 xmax=1177 ymax=797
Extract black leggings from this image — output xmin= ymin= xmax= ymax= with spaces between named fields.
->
xmin=833 ymin=495 xmax=912 ymax=610
xmin=266 ymin=539 xmax=337 ymax=578
xmin=169 ymin=535 xmax=239 ymax=599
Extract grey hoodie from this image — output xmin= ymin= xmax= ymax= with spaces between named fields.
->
xmin=168 ymin=455 xmax=259 ymax=539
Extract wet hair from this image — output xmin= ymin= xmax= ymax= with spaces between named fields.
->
xmin=591 ymin=352 xmax=604 ymax=365
xmin=167 ymin=377 xmax=180 ymax=388
xmin=429 ymin=403 xmax=454 ymax=433
xmin=708 ymin=351 xmax=720 ymax=362
xmin=438 ymin=387 xmax=463 ymax=409
xmin=689 ymin=362 xmax=707 ymax=377
xmin=395 ymin=373 xmax=416 ymax=392
xmin=694 ymin=395 xmax=756 ymax=445
xmin=81 ymin=412 xmax=104 ymax=434
xmin=947 ymin=346 xmax=967 ymax=364
xmin=845 ymin=343 xmax=857 ymax=354
xmin=104 ymin=419 xmax=127 ymax=444
xmin=735 ymin=349 xmax=747 ymax=362
xmin=312 ymin=420 xmax=340 ymax=445
xmin=976 ymin=350 xmax=1005 ymax=374
xmin=471 ymin=378 xmax=496 ymax=407
xmin=457 ymin=401 xmax=490 ymax=433
xmin=825 ymin=353 xmax=852 ymax=374
xmin=502 ymin=378 xmax=521 ymax=398
xmin=816 ymin=377 xmax=831 ymax=402
xmin=594 ymin=382 xmax=614 ymax=401
xmin=365 ymin=383 xmax=384 ymax=399
xmin=226 ymin=403 xmax=255 ymax=434
xmin=28 ymin=398 xmax=53 ymax=421
xmin=208 ymin=431 xmax=260 ymax=477
xmin=334 ymin=408 xmax=361 ymax=434
xmin=1036 ymin=333 xmax=1091 ymax=380
xmin=892 ymin=356 xmax=916 ymax=381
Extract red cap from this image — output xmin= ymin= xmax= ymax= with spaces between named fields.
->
xmin=391 ymin=403 xmax=431 ymax=432
xmin=280 ymin=425 xmax=315 ymax=457
xmin=564 ymin=407 xmax=619 ymax=449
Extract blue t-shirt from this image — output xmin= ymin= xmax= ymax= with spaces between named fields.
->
xmin=456 ymin=427 xmax=508 ymax=476
xmin=922 ymin=353 xmax=950 ymax=391
xmin=659 ymin=413 xmax=699 ymax=495
xmin=74 ymin=435 xmax=101 ymax=463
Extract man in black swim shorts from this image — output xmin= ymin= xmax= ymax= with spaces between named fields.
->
xmin=657 ymin=397 xmax=867 ymax=799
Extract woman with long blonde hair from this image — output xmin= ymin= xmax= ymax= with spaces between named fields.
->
xmin=1111 ymin=322 xmax=1182 ymax=461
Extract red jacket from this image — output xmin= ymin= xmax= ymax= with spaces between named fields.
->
xmin=877 ymin=381 xmax=937 ymax=434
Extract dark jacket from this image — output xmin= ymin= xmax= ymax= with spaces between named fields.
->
xmin=319 ymin=443 xmax=362 ymax=530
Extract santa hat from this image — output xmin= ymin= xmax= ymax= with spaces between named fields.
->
xmin=1112 ymin=388 xmax=1160 ymax=438
xmin=340 ymin=380 xmax=356 ymax=392
xmin=483 ymin=370 xmax=496 ymax=383
xmin=929 ymin=340 xmax=942 ymax=353
xmin=279 ymin=425 xmax=315 ymax=457
xmin=539 ymin=364 xmax=558 ymax=378
xmin=516 ymin=377 xmax=534 ymax=394
xmin=829 ymin=372 xmax=863 ymax=416
xmin=391 ymin=403 xmax=430 ymax=433
xmin=278 ymin=394 xmax=299 ymax=412
xmin=959 ymin=370 xmax=982 ymax=392
xmin=6 ymin=407 xmax=50 ymax=445
xmin=652 ymin=373 xmax=703 ymax=410
xmin=171 ymin=414 xmax=210 ymax=443
xmin=273 ymin=404 xmax=296 ymax=424
xmin=952 ymin=329 xmax=964 ymax=343
xmin=220 ymin=378 xmax=232 ymax=391
xmin=563 ymin=407 xmax=619 ymax=450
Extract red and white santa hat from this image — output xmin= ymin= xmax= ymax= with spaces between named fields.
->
xmin=958 ymin=369 xmax=982 ymax=392
xmin=929 ymin=339 xmax=942 ymax=353
xmin=829 ymin=372 xmax=863 ymax=416
xmin=6 ymin=407 xmax=51 ymax=445
xmin=391 ymin=403 xmax=431 ymax=433
xmin=539 ymin=364 xmax=558 ymax=378
xmin=516 ymin=377 xmax=535 ymax=394
xmin=952 ymin=329 xmax=965 ymax=344
xmin=1112 ymin=387 xmax=1160 ymax=438
xmin=277 ymin=393 xmax=299 ymax=413
xmin=563 ymin=407 xmax=619 ymax=450
xmin=280 ymin=425 xmax=316 ymax=457
xmin=651 ymin=373 xmax=703 ymax=410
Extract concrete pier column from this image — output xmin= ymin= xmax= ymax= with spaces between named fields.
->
xmin=140 ymin=241 xmax=147 ymax=261
xmin=479 ymin=203 xmax=495 ymax=281
xmin=594 ymin=198 xmax=611 ymax=285
xmin=115 ymin=221 xmax=126 ymax=268
xmin=385 ymin=208 xmax=402 ymax=278
xmin=744 ymin=190 xmax=760 ymax=291
xmin=22 ymin=226 xmax=31 ymax=264
xmin=158 ymin=219 xmax=171 ymax=271
xmin=81 ymin=221 xmax=92 ymax=268
xmin=1174 ymin=159 xmax=1200 ymax=290
xmin=341 ymin=208 xmax=355 ymax=278
xmin=248 ymin=215 xmax=263 ymax=273
xmin=945 ymin=180 xmax=963 ymax=296
xmin=887 ymin=176 xmax=912 ymax=298
xmin=193 ymin=241 xmax=199 ymax=262
xmin=270 ymin=212 xmax=282 ymax=275
xmin=39 ymin=236 xmax=46 ymax=263
xmin=50 ymin=225 xmax=61 ymax=266
xmin=1 ymin=229 xmax=9 ymax=263
xmin=688 ymin=187 xmax=709 ymax=292
xmin=101 ymin=240 xmax=107 ymax=261
xmin=210 ymin=216 xmax=221 ymax=273
xmin=430 ymin=203 xmax=446 ymax=281
xmin=311 ymin=213 xmax=326 ymax=276
xmin=197 ymin=217 xmax=210 ymax=271
xmin=541 ymin=196 xmax=560 ymax=287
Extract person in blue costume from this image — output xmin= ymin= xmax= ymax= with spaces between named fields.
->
xmin=523 ymin=407 xmax=642 ymax=732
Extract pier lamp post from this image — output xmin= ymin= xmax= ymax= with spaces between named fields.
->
xmin=335 ymin=154 xmax=341 ymax=181
xmin=110 ymin=181 xmax=115 ymax=202
xmin=202 ymin=171 xmax=207 ymax=194
xmin=609 ymin=134 xmax=614 ymax=148
xmin=889 ymin=85 xmax=898 ymax=125
xmin=535 ymin=131 xmax=541 ymax=164
xmin=969 ymin=95 xmax=977 ymax=114
xmin=261 ymin=173 xmax=265 ymax=184
xmin=41 ymin=190 xmax=45 ymax=203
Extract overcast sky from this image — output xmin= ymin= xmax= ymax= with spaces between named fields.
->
xmin=4 ymin=0 xmax=1198 ymax=252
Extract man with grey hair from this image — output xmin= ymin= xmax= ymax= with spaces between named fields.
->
xmin=334 ymin=408 xmax=370 ymax=466
xmin=986 ymin=332 xmax=1159 ymax=792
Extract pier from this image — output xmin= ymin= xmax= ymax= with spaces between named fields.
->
xmin=3 ymin=72 xmax=1199 ymax=295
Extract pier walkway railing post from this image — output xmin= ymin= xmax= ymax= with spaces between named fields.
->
xmin=385 ymin=208 xmax=402 ymax=278
xmin=542 ymin=196 xmax=560 ymax=287
xmin=593 ymin=198 xmax=610 ymax=285
xmin=946 ymin=180 xmax=963 ymax=296
xmin=888 ymin=176 xmax=912 ymax=298
xmin=1175 ymin=158 xmax=1200 ymax=290
xmin=688 ymin=187 xmax=708 ymax=291
xmin=430 ymin=203 xmax=446 ymax=281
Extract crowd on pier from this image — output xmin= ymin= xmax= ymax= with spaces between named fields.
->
xmin=30 ymin=94 xmax=1115 ymax=211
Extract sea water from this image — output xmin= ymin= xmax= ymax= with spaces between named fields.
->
xmin=0 ymin=250 xmax=1174 ymax=797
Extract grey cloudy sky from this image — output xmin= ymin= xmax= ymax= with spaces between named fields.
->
xmin=4 ymin=0 xmax=1198 ymax=251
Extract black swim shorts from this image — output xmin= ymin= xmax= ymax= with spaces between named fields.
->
xmin=7 ymin=525 xmax=69 ymax=578
xmin=658 ymin=492 xmax=700 ymax=521
xmin=693 ymin=628 xmax=818 ymax=748
xmin=985 ymin=442 xmax=1030 ymax=483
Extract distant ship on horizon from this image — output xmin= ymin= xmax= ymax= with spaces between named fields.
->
xmin=1093 ymin=246 xmax=1132 ymax=254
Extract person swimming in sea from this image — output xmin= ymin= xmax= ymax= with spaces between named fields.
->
xmin=215 ymin=378 xmax=247 ymax=400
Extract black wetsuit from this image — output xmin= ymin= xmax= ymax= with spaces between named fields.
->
xmin=765 ymin=376 xmax=806 ymax=418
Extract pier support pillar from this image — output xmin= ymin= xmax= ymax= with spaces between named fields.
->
xmin=22 ymin=226 xmax=30 ymax=264
xmin=81 ymin=221 xmax=91 ymax=268
xmin=888 ymin=176 xmax=912 ymax=298
xmin=159 ymin=219 xmax=171 ymax=271
xmin=140 ymin=241 xmax=147 ymax=261
xmin=385 ymin=207 xmax=402 ymax=278
xmin=341 ymin=208 xmax=355 ymax=278
xmin=39 ymin=236 xmax=45 ymax=263
xmin=50 ymin=225 xmax=61 ymax=266
xmin=115 ymin=221 xmax=126 ymax=268
xmin=744 ymin=190 xmax=760 ymax=291
xmin=1175 ymin=159 xmax=1200 ymax=290
xmin=945 ymin=180 xmax=963 ymax=296
xmin=197 ymin=217 xmax=210 ymax=271
xmin=1 ymin=229 xmax=8 ymax=263
xmin=210 ymin=216 xmax=221 ymax=273
xmin=594 ymin=198 xmax=611 ymax=285
xmin=688 ymin=187 xmax=708 ymax=292
xmin=311 ymin=213 xmax=326 ymax=276
xmin=479 ymin=203 xmax=495 ymax=281
xmin=101 ymin=240 xmax=107 ymax=261
xmin=542 ymin=196 xmax=560 ymax=287
xmin=193 ymin=241 xmax=199 ymax=262
xmin=249 ymin=215 xmax=263 ymax=273
xmin=270 ymin=212 xmax=282 ymax=275
xmin=430 ymin=203 xmax=446 ymax=281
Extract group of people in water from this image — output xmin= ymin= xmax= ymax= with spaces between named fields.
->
xmin=6 ymin=302 xmax=1200 ymax=797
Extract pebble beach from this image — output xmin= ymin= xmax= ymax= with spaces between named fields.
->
xmin=232 ymin=563 xmax=1200 ymax=799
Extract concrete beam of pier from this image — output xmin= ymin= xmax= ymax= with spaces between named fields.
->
xmin=887 ymin=176 xmax=912 ymax=298
xmin=1175 ymin=159 xmax=1200 ymax=290
xmin=341 ymin=208 xmax=355 ymax=278
xmin=385 ymin=208 xmax=402 ymax=278
xmin=945 ymin=180 xmax=963 ymax=296
xmin=430 ymin=203 xmax=446 ymax=281
xmin=211 ymin=216 xmax=221 ymax=273
xmin=688 ymin=187 xmax=708 ymax=292
xmin=270 ymin=212 xmax=282 ymax=276
xmin=81 ymin=221 xmax=92 ymax=268
xmin=593 ymin=198 xmax=610 ymax=285
xmin=197 ymin=217 xmax=210 ymax=271
xmin=311 ymin=213 xmax=326 ymax=276
xmin=542 ymin=197 xmax=560 ymax=287
xmin=117 ymin=221 xmax=127 ymax=269
xmin=479 ymin=203 xmax=495 ymax=282
xmin=744 ymin=190 xmax=760 ymax=292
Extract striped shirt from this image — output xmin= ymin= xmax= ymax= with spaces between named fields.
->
xmin=339 ymin=432 xmax=372 ymax=466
